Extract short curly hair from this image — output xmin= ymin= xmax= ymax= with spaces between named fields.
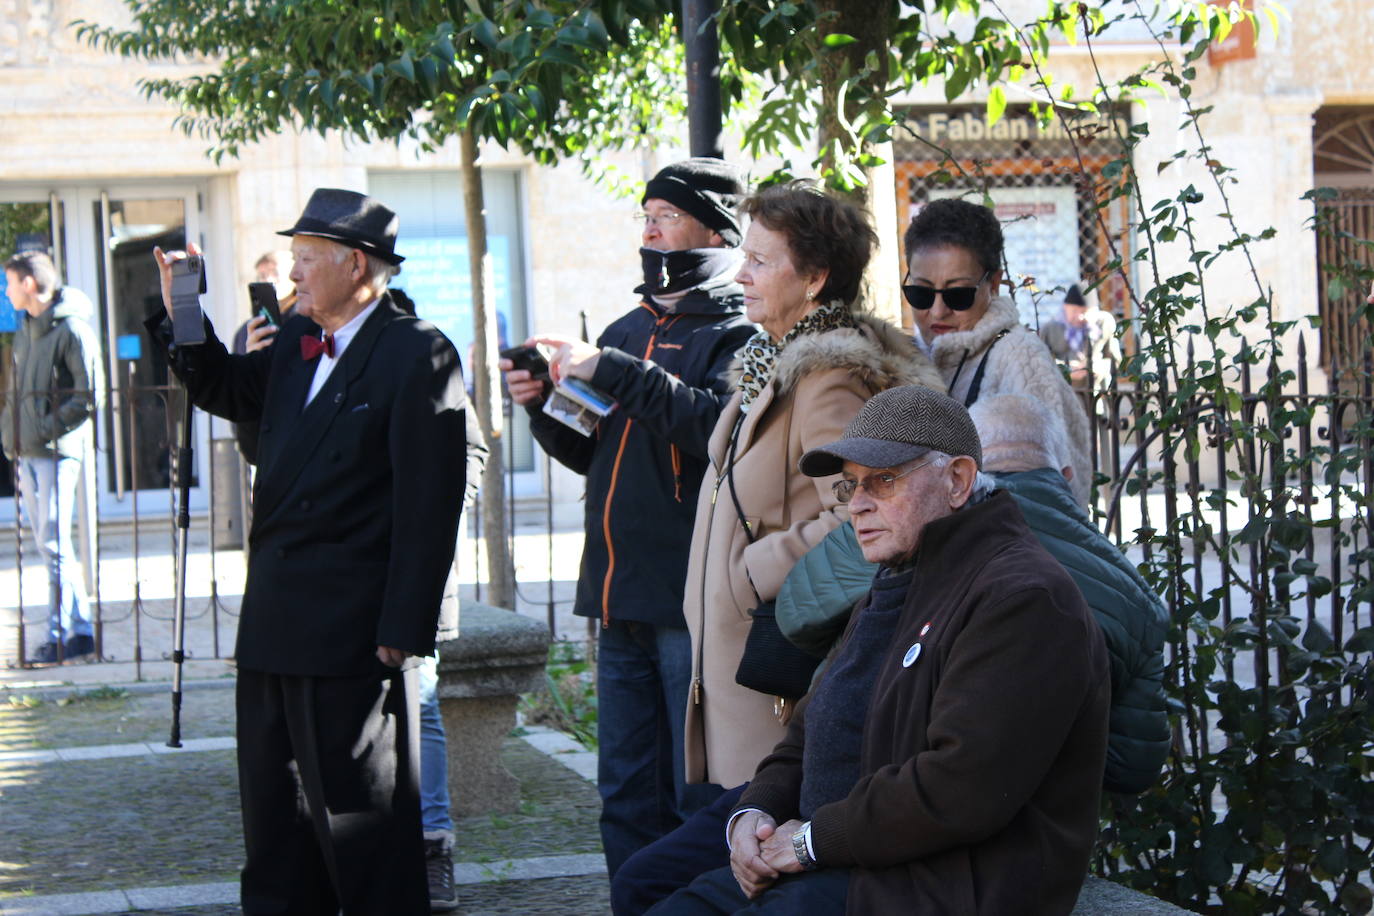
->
xmin=903 ymin=198 xmax=1003 ymax=275
xmin=739 ymin=181 xmax=877 ymax=306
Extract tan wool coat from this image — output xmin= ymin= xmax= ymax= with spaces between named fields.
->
xmin=683 ymin=314 xmax=943 ymax=787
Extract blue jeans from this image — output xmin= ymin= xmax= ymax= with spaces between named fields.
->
xmin=417 ymin=653 xmax=453 ymax=836
xmin=612 ymin=783 xmax=745 ymax=915
xmin=648 ymin=864 xmax=849 ymax=915
xmin=18 ymin=456 xmax=91 ymax=645
xmin=598 ymin=620 xmax=724 ymax=878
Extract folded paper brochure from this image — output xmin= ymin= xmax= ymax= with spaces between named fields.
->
xmin=542 ymin=377 xmax=616 ymax=436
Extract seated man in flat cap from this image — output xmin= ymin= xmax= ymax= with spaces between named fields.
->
xmin=147 ymin=188 xmax=467 ymax=914
xmin=650 ymin=386 xmax=1109 ymax=915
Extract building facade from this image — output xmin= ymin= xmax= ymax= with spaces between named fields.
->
xmin=1 ymin=0 xmax=1369 ymax=526
xmin=889 ymin=0 xmax=1374 ymax=392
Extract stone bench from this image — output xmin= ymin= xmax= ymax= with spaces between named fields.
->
xmin=1073 ymin=877 xmax=1198 ymax=914
xmin=435 ymin=605 xmax=1198 ymax=915
xmin=435 ymin=602 xmax=551 ymax=817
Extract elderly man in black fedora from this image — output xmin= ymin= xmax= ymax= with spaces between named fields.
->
xmin=147 ymin=188 xmax=467 ymax=914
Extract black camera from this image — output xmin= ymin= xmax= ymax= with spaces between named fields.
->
xmin=500 ymin=344 xmax=551 ymax=381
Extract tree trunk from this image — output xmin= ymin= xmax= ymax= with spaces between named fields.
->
xmin=460 ymin=125 xmax=516 ymax=609
xmin=813 ymin=0 xmax=904 ymax=327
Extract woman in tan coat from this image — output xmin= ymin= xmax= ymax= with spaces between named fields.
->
xmin=683 ymin=183 xmax=942 ymax=789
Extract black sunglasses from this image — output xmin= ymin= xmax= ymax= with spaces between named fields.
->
xmin=902 ymin=270 xmax=991 ymax=311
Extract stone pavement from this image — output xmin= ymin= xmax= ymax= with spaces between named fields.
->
xmin=0 ymin=678 xmax=1198 ymax=916
xmin=0 ymin=679 xmax=610 ymax=915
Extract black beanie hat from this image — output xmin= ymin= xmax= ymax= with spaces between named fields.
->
xmin=642 ymin=158 xmax=747 ymax=247
xmin=1064 ymin=284 xmax=1086 ymax=306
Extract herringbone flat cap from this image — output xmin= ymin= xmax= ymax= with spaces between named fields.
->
xmin=799 ymin=385 xmax=982 ymax=476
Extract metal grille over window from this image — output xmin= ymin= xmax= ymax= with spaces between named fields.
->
xmin=1312 ymin=106 xmax=1374 ymax=391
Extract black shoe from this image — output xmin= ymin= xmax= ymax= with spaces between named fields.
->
xmin=425 ymin=837 xmax=458 ymax=912
xmin=30 ymin=642 xmax=61 ymax=664
xmin=64 ymin=635 xmax=95 ymax=659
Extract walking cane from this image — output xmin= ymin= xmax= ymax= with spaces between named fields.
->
xmin=165 ymin=250 xmax=206 ymax=749
xmin=168 ymin=386 xmax=193 ymax=748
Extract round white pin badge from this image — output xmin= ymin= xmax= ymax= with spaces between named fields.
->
xmin=902 ymin=642 xmax=922 ymax=667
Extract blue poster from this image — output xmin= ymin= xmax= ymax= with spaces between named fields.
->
xmin=392 ymin=236 xmax=511 ymax=363
xmin=0 ymin=294 xmax=16 ymax=333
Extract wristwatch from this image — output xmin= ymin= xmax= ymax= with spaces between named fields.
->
xmin=791 ymin=821 xmax=818 ymax=871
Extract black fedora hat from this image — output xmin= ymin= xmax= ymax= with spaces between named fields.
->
xmin=277 ymin=188 xmax=404 ymax=265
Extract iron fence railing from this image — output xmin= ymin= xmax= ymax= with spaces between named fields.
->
xmin=4 ymin=343 xmax=1371 ymax=705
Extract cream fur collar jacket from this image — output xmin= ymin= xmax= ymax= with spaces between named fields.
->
xmin=918 ymin=296 xmax=1093 ymax=505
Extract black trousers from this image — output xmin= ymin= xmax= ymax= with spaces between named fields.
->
xmin=236 ymin=666 xmax=428 ymax=915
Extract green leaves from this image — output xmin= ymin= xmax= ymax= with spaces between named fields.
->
xmin=472 ymin=17 xmax=500 ymax=50
xmin=986 ymin=85 xmax=1006 ymax=124
xmin=83 ymin=0 xmax=684 ymax=161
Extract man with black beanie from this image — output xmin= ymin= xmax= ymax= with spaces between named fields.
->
xmin=502 ymin=158 xmax=756 ymax=883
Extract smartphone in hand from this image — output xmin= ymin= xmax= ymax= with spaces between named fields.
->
xmin=500 ymin=344 xmax=551 ymax=381
xmin=248 ymin=281 xmax=282 ymax=327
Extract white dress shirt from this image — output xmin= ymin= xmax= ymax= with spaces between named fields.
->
xmin=304 ymin=299 xmax=379 ymax=407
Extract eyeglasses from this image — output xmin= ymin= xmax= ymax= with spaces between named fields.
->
xmin=831 ymin=457 xmax=936 ymax=504
xmin=634 ymin=211 xmax=684 ymax=228
xmin=902 ymin=270 xmax=991 ymax=311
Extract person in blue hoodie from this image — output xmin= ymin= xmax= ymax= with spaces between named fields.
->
xmin=3 ymin=251 xmax=104 ymax=663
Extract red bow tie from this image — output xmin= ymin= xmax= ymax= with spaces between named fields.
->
xmin=301 ymin=334 xmax=335 ymax=361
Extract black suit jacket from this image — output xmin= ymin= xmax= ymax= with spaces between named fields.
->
xmin=147 ymin=293 xmax=466 ymax=676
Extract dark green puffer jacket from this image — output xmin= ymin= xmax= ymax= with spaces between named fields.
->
xmin=776 ymin=467 xmax=1169 ymax=795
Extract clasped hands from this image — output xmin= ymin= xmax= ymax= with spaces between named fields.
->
xmin=728 ymin=811 xmax=807 ymax=899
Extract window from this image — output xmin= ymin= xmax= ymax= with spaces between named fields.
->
xmin=369 ymin=169 xmax=534 ymax=472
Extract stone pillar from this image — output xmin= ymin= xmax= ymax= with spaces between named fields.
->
xmin=435 ymin=603 xmax=551 ymax=817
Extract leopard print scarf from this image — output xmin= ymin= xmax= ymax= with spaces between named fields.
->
xmin=737 ymin=300 xmax=858 ymax=412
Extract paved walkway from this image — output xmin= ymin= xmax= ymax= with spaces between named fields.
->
xmin=0 ymin=680 xmax=610 ymax=915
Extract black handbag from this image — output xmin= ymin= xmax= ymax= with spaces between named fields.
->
xmin=723 ymin=415 xmax=824 ymax=701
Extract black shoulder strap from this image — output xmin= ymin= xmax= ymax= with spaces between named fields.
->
xmin=964 ymin=328 xmax=1010 ymax=408
xmin=724 ymin=412 xmax=757 ymax=544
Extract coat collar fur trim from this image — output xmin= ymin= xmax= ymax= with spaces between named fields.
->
xmin=921 ymin=295 xmax=1021 ymax=371
xmin=732 ymin=313 xmax=944 ymax=398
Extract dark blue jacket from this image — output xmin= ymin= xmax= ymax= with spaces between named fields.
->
xmin=776 ymin=468 xmax=1169 ymax=794
xmin=528 ymin=280 xmax=754 ymax=628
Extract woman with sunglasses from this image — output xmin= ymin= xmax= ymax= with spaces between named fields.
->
xmin=677 ymin=181 xmax=942 ymax=795
xmin=904 ymin=197 xmax=1091 ymax=503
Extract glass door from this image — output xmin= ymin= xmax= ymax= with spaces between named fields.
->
xmin=91 ymin=192 xmax=197 ymax=509
xmin=0 ymin=183 xmax=207 ymax=520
